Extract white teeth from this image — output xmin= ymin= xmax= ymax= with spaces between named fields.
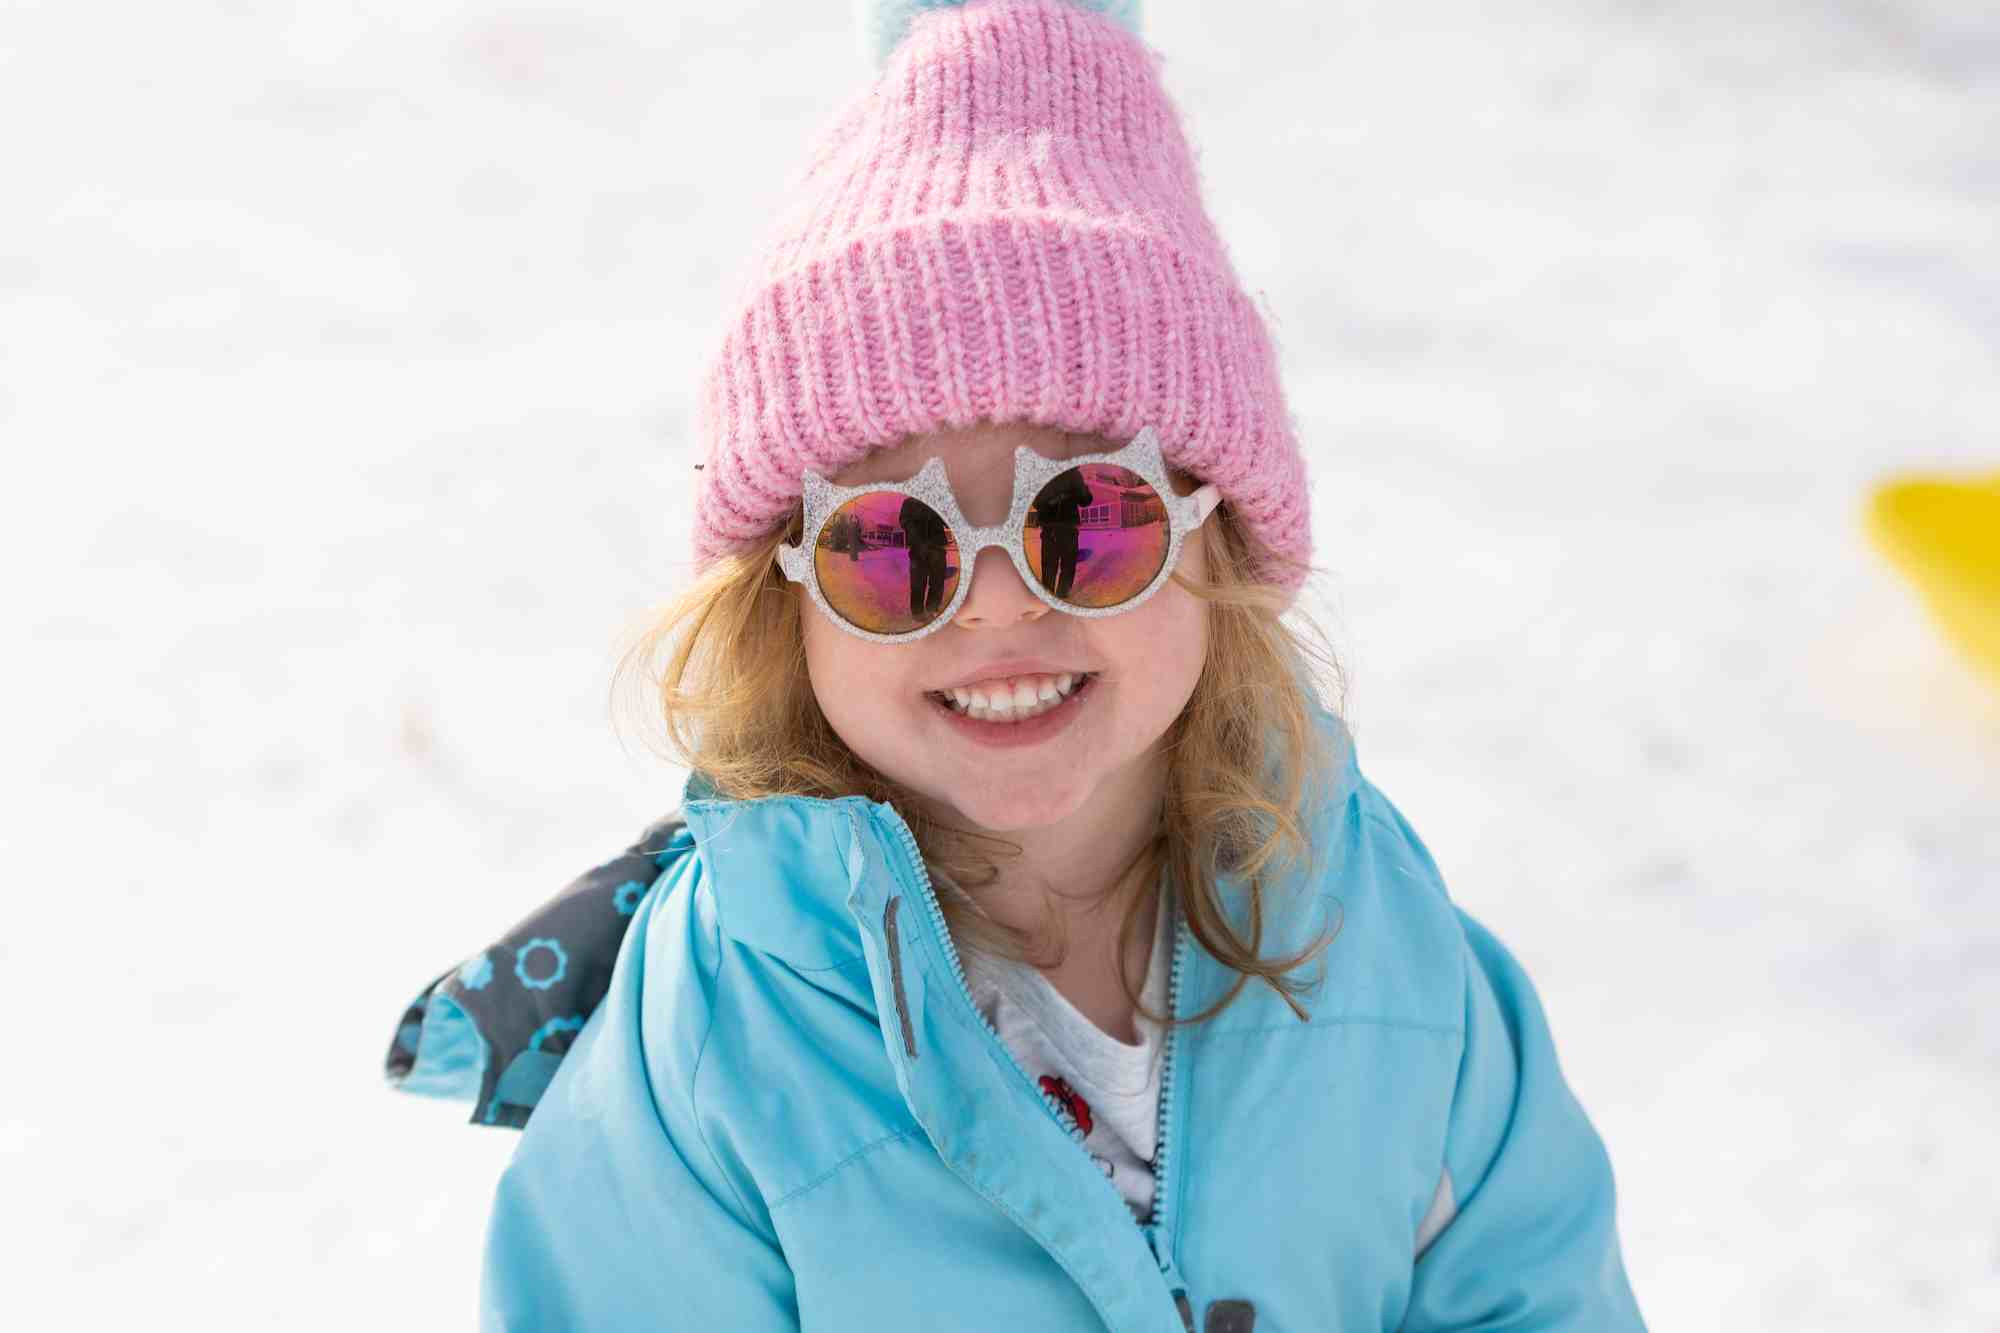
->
xmin=933 ymin=672 xmax=1091 ymax=723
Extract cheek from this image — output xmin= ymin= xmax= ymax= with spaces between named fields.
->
xmin=1101 ymin=577 xmax=1208 ymax=710
xmin=1151 ymin=542 xmax=1212 ymax=698
xmin=801 ymin=606 xmax=863 ymax=716
xmin=800 ymin=603 xmax=914 ymax=755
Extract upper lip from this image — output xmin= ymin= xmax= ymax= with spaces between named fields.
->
xmin=929 ymin=659 xmax=1093 ymax=693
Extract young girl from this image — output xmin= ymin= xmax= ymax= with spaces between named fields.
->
xmin=386 ymin=2 xmax=1647 ymax=1327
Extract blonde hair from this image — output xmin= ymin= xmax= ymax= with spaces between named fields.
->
xmin=611 ymin=489 xmax=1346 ymax=1028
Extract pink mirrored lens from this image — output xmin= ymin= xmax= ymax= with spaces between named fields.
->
xmin=1023 ymin=464 xmax=1168 ymax=608
xmin=813 ymin=491 xmax=959 ymax=635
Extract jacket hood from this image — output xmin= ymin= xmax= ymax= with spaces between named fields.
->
xmin=383 ymin=811 xmax=696 ymax=1127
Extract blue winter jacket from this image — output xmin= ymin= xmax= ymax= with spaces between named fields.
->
xmin=387 ymin=708 xmax=1647 ymax=1331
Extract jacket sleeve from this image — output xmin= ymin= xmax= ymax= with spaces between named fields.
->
xmin=1401 ymin=906 xmax=1648 ymax=1331
xmin=479 ymin=876 xmax=799 ymax=1331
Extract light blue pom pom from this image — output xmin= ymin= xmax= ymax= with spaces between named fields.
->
xmin=857 ymin=0 xmax=1143 ymax=68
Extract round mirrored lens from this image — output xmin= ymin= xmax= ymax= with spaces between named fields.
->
xmin=813 ymin=491 xmax=959 ymax=635
xmin=1023 ymin=463 xmax=1169 ymax=608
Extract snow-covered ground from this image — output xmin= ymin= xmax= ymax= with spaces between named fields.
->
xmin=8 ymin=0 xmax=1998 ymax=1326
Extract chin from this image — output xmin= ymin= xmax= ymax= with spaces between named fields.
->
xmin=931 ymin=776 xmax=1093 ymax=834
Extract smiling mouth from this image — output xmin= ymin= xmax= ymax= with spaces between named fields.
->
xmin=925 ymin=671 xmax=1098 ymax=723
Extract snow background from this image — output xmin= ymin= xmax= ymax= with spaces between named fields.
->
xmin=8 ymin=0 xmax=1999 ymax=1326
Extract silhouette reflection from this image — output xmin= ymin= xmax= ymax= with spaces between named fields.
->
xmin=1030 ymin=467 xmax=1091 ymax=598
xmin=900 ymin=495 xmax=951 ymax=618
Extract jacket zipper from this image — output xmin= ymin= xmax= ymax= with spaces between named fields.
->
xmin=875 ymin=805 xmax=1186 ymax=1228
xmin=1145 ymin=899 xmax=1193 ymax=1324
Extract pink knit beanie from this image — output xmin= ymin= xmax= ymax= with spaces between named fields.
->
xmin=689 ymin=0 xmax=1313 ymax=595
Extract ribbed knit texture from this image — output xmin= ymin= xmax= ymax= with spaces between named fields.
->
xmin=689 ymin=0 xmax=1313 ymax=594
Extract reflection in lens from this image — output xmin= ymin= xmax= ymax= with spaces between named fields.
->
xmin=813 ymin=491 xmax=958 ymax=635
xmin=1023 ymin=464 xmax=1168 ymax=608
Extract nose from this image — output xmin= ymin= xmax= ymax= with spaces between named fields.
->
xmin=951 ymin=545 xmax=1050 ymax=629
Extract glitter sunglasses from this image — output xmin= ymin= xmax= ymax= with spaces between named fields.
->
xmin=777 ymin=426 xmax=1222 ymax=644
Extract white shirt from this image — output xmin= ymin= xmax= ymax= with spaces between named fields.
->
xmin=960 ymin=884 xmax=1175 ymax=1224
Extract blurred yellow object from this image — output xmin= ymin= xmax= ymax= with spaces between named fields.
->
xmin=1867 ymin=471 xmax=2000 ymax=685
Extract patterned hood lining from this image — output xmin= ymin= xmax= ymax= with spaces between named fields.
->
xmin=384 ymin=811 xmax=693 ymax=1128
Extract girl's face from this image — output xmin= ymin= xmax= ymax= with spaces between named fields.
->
xmin=799 ymin=423 xmax=1209 ymax=834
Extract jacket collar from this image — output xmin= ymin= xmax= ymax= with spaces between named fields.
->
xmin=677 ymin=694 xmax=1361 ymax=982
xmin=679 ymin=775 xmax=880 ymax=969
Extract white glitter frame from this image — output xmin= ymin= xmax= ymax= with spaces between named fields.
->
xmin=777 ymin=425 xmax=1223 ymax=645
